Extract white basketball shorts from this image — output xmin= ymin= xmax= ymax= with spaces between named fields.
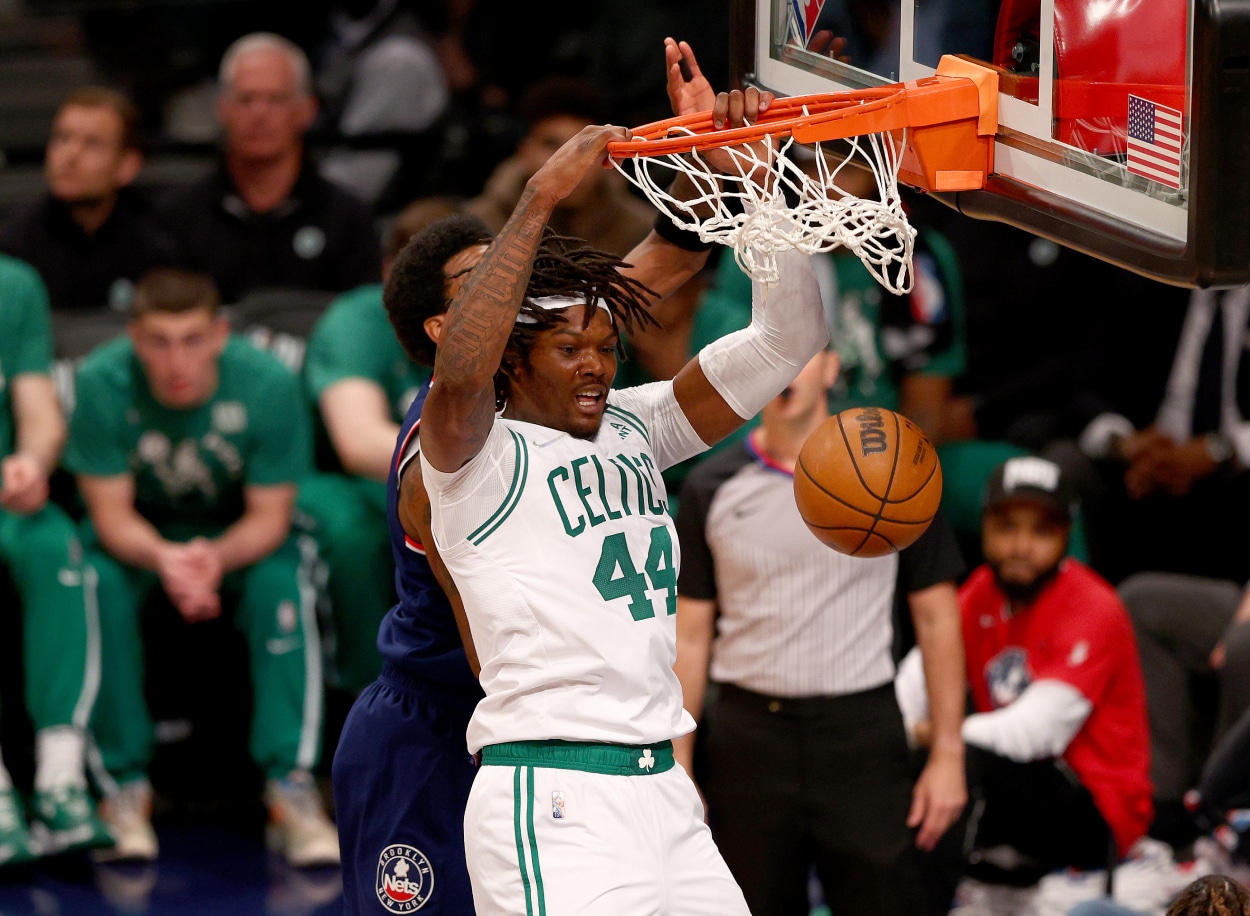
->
xmin=464 ymin=740 xmax=749 ymax=916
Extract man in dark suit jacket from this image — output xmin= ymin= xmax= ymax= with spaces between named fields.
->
xmin=1074 ymin=282 xmax=1250 ymax=586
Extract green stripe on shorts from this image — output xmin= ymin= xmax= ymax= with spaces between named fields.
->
xmin=525 ymin=767 xmax=546 ymax=916
xmin=513 ymin=767 xmax=534 ymax=916
xmin=512 ymin=766 xmax=546 ymax=916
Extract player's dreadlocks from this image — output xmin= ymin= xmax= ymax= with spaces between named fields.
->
xmin=497 ymin=230 xmax=660 ymax=409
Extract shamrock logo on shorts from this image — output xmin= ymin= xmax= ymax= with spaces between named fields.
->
xmin=638 ymin=749 xmax=655 ymax=770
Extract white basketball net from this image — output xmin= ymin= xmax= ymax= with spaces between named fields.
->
xmin=612 ymin=124 xmax=916 ymax=294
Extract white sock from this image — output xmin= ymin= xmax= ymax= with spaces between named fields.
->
xmin=34 ymin=726 xmax=87 ymax=793
xmin=0 ymin=748 xmax=11 ymax=791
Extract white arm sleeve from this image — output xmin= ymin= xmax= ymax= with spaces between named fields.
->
xmin=894 ymin=646 xmax=930 ymax=739
xmin=697 ymin=248 xmax=829 ymax=420
xmin=961 ymin=679 xmax=1093 ymax=762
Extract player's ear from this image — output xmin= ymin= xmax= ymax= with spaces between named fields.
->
xmin=116 ymin=148 xmax=143 ymax=187
xmin=423 ymin=314 xmax=444 ymax=347
xmin=210 ymin=313 xmax=230 ymax=353
xmin=821 ymin=349 xmax=840 ymax=388
xmin=296 ymin=93 xmax=318 ymax=132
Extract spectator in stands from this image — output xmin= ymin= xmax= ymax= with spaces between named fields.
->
xmin=0 ymin=87 xmax=179 ymax=313
xmin=64 ymin=268 xmax=337 ymax=868
xmin=673 ymin=347 xmax=968 ymax=916
xmin=312 ymin=0 xmax=451 ymax=213
xmin=299 ymin=195 xmax=458 ymax=693
xmin=1071 ymin=287 xmax=1250 ymax=587
xmin=898 ymin=455 xmax=1153 ymax=909
xmin=1117 ymin=572 xmax=1250 ymax=850
xmin=0 ymin=254 xmax=112 ymax=863
xmin=155 ymin=32 xmax=381 ymax=305
xmin=464 ymin=74 xmax=654 ymax=259
xmin=908 ymin=198 xmax=1206 ymax=580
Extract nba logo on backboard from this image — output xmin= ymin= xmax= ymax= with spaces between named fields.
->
xmin=788 ymin=0 xmax=826 ymax=46
xmin=376 ymin=844 xmax=434 ymax=912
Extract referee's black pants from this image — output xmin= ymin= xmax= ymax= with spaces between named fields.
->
xmin=701 ymin=681 xmax=924 ymax=916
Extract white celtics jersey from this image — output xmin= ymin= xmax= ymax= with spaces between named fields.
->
xmin=421 ymin=381 xmax=708 ymax=754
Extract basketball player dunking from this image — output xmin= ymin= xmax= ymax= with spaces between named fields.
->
xmin=401 ymin=100 xmax=831 ymax=911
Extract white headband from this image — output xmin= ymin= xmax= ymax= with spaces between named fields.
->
xmin=516 ymin=295 xmax=612 ymax=324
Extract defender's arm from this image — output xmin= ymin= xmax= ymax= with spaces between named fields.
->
xmin=398 ymin=459 xmax=480 ymax=677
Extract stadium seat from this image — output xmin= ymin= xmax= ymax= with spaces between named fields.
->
xmin=228 ymin=287 xmax=337 ymax=375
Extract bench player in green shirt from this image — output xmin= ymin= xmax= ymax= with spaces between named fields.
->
xmin=0 ymin=253 xmax=112 ymax=863
xmin=64 ymin=268 xmax=338 ymax=867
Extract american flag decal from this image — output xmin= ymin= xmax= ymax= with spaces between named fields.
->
xmin=1126 ymin=94 xmax=1184 ymax=189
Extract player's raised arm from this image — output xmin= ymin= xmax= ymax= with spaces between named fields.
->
xmin=617 ymin=40 xmax=775 ymax=303
xmin=421 ymin=124 xmax=630 ymax=473
xmin=672 ymin=247 xmax=829 ymax=446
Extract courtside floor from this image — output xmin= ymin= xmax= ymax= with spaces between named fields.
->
xmin=0 ymin=825 xmax=343 ymax=915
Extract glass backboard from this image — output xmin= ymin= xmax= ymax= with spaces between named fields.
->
xmin=732 ymin=0 xmax=1250 ymax=287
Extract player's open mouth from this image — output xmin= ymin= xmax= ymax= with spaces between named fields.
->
xmin=574 ymin=388 xmax=606 ymax=413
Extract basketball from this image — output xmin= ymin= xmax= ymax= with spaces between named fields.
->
xmin=793 ymin=406 xmax=943 ymax=558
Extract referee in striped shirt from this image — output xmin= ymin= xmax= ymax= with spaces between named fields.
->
xmin=673 ymin=347 xmax=968 ymax=916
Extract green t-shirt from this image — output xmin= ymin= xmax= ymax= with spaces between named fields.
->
xmin=303 ymin=284 xmax=430 ymax=472
xmin=696 ymin=233 xmax=967 ymax=416
xmin=0 ymin=255 xmax=54 ymax=460
xmin=825 ymin=229 xmax=966 ymax=413
xmin=65 ymin=335 xmax=312 ymax=537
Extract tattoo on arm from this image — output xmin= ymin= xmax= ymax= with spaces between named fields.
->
xmin=434 ymin=188 xmax=551 ymax=384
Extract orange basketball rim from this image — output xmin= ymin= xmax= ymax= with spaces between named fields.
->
xmin=608 ymin=55 xmax=1000 ymax=194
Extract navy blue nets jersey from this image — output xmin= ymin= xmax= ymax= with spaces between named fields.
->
xmin=381 ymin=378 xmax=483 ymax=696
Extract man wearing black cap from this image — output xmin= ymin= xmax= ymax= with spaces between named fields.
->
xmin=896 ymin=455 xmax=1153 ymax=907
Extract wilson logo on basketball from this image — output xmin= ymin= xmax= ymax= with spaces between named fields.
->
xmin=794 ymin=407 xmax=943 ymax=557
xmin=856 ymin=408 xmax=888 ymax=456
